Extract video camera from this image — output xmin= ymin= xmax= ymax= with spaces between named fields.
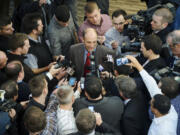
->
xmin=122 ymin=2 xmax=176 ymax=53
xmin=0 ymin=90 xmax=17 ymax=112
xmin=151 ymin=66 xmax=180 ymax=84
xmin=54 ymin=58 xmax=75 ymax=77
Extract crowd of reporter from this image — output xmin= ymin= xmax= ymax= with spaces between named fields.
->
xmin=0 ymin=0 xmax=180 ymax=135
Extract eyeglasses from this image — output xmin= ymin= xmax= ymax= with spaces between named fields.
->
xmin=169 ymin=43 xmax=180 ymax=49
xmin=113 ymin=22 xmax=125 ymax=26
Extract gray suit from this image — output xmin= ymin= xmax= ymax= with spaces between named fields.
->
xmin=70 ymin=43 xmax=115 ymax=80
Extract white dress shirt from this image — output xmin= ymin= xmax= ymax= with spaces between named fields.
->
xmin=140 ymin=69 xmax=178 ymax=135
xmin=57 ymin=107 xmax=78 ymax=135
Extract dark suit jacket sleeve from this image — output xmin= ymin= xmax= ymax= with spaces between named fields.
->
xmin=97 ymin=122 xmax=121 ymax=135
xmin=123 ymin=115 xmax=142 ymax=135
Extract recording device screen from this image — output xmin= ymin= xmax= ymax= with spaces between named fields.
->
xmin=98 ymin=65 xmax=104 ymax=72
xmin=69 ymin=77 xmax=77 ymax=86
xmin=116 ymin=58 xmax=129 ymax=66
xmin=88 ymin=106 xmax=94 ymax=112
xmin=0 ymin=90 xmax=5 ymax=102
xmin=66 ymin=67 xmax=75 ymax=76
xmin=80 ymin=77 xmax=85 ymax=89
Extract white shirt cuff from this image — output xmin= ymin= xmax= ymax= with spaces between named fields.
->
xmin=46 ymin=72 xmax=53 ymax=80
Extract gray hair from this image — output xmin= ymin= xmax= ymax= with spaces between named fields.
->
xmin=167 ymin=30 xmax=180 ymax=46
xmin=115 ymin=75 xmax=137 ymax=99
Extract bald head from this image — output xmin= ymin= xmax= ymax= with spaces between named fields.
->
xmin=83 ymin=28 xmax=98 ymax=52
xmin=5 ymin=61 xmax=23 ymax=81
xmin=0 ymin=51 xmax=8 ymax=69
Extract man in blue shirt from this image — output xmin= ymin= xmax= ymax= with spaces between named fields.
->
xmin=104 ymin=9 xmax=130 ymax=56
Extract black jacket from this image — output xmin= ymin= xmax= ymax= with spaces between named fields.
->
xmin=0 ymin=69 xmax=8 ymax=86
xmin=0 ymin=35 xmax=10 ymax=53
xmin=73 ymin=96 xmax=124 ymax=134
xmin=28 ymin=38 xmax=53 ymax=68
xmin=7 ymin=52 xmax=35 ymax=82
xmin=122 ymin=91 xmax=151 ymax=135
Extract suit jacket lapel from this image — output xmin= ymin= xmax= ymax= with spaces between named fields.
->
xmin=78 ymin=44 xmax=85 ymax=76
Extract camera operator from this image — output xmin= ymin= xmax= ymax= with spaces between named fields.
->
xmin=166 ymin=30 xmax=180 ymax=72
xmin=0 ymin=80 xmax=26 ymax=135
xmin=150 ymin=7 xmax=173 ymax=65
xmin=104 ymin=9 xmax=130 ymax=56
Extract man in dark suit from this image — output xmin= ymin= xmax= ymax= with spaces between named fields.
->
xmin=115 ymin=75 xmax=150 ymax=135
xmin=73 ymin=76 xmax=124 ymax=134
xmin=70 ymin=28 xmax=114 ymax=80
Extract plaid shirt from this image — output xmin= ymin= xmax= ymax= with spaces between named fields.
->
xmin=41 ymin=91 xmax=80 ymax=135
xmin=41 ymin=94 xmax=59 ymax=135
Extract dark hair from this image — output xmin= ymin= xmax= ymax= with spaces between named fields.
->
xmin=115 ymin=75 xmax=137 ymax=98
xmin=84 ymin=76 xmax=102 ymax=98
xmin=1 ymin=80 xmax=18 ymax=99
xmin=22 ymin=13 xmax=42 ymax=34
xmin=5 ymin=61 xmax=22 ymax=81
xmin=112 ymin=9 xmax=127 ymax=19
xmin=114 ymin=56 xmax=134 ymax=75
xmin=142 ymin=34 xmax=162 ymax=54
xmin=28 ymin=74 xmax=46 ymax=97
xmin=160 ymin=77 xmax=180 ymax=99
xmin=0 ymin=16 xmax=11 ymax=29
xmin=24 ymin=106 xmax=46 ymax=133
xmin=9 ymin=33 xmax=28 ymax=51
xmin=76 ymin=108 xmax=96 ymax=134
xmin=153 ymin=94 xmax=171 ymax=115
xmin=55 ymin=5 xmax=70 ymax=22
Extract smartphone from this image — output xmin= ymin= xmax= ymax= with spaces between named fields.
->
xmin=80 ymin=77 xmax=85 ymax=89
xmin=116 ymin=57 xmax=129 ymax=66
xmin=88 ymin=106 xmax=94 ymax=112
xmin=0 ymin=90 xmax=6 ymax=102
xmin=69 ymin=77 xmax=77 ymax=86
xmin=98 ymin=65 xmax=104 ymax=72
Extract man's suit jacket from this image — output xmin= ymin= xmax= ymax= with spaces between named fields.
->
xmin=122 ymin=91 xmax=150 ymax=135
xmin=70 ymin=43 xmax=114 ymax=80
xmin=73 ymin=96 xmax=124 ymax=134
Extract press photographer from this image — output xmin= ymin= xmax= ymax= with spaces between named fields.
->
xmin=0 ymin=80 xmax=26 ymax=135
xmin=153 ymin=30 xmax=180 ymax=81
xmin=121 ymin=2 xmax=177 ymax=57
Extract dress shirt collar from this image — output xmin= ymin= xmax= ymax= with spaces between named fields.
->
xmin=153 ymin=111 xmax=170 ymax=124
xmin=28 ymin=35 xmax=41 ymax=43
